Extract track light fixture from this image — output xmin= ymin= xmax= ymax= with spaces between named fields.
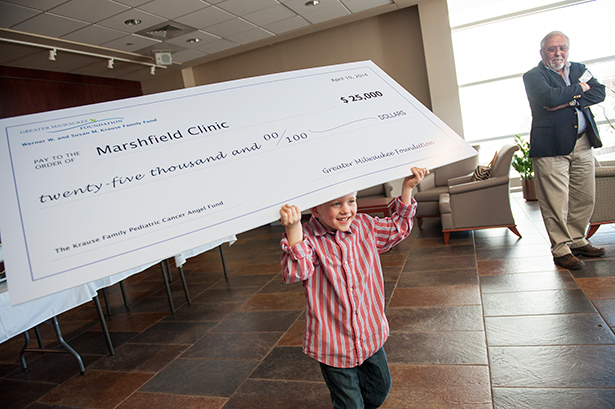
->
xmin=0 ymin=38 xmax=168 ymax=76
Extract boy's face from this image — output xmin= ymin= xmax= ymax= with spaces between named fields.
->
xmin=312 ymin=193 xmax=357 ymax=232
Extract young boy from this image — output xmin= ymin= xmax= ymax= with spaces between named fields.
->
xmin=279 ymin=167 xmax=428 ymax=409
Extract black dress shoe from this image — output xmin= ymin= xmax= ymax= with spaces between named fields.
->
xmin=554 ymin=254 xmax=585 ymax=270
xmin=572 ymin=244 xmax=606 ymax=257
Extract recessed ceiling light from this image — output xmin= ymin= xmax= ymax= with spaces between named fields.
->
xmin=305 ymin=0 xmax=320 ymax=6
xmin=124 ymin=19 xmax=142 ymax=26
xmin=187 ymin=38 xmax=201 ymax=44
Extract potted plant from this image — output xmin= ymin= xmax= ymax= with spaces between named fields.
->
xmin=512 ymin=134 xmax=537 ymax=201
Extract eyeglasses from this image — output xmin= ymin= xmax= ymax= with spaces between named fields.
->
xmin=544 ymin=45 xmax=569 ymax=53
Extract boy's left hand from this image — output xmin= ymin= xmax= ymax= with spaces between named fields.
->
xmin=403 ymin=167 xmax=429 ymax=189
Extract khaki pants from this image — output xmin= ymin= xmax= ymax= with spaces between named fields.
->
xmin=533 ymin=134 xmax=595 ymax=257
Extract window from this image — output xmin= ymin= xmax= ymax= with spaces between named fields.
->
xmin=448 ymin=0 xmax=615 ymax=163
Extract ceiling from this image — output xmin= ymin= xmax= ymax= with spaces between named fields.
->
xmin=0 ymin=0 xmax=421 ymax=83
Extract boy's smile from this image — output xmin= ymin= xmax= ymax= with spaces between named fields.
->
xmin=312 ymin=193 xmax=357 ymax=232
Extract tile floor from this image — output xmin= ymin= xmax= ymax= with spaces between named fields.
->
xmin=1 ymin=192 xmax=614 ymax=409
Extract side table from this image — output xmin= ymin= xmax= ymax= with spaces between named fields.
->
xmin=356 ymin=197 xmax=396 ymax=217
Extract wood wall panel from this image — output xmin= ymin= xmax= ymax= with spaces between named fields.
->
xmin=0 ymin=66 xmax=142 ymax=119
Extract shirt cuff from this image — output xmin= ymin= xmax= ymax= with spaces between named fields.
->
xmin=395 ymin=196 xmax=416 ymax=218
xmin=281 ymin=235 xmax=309 ymax=259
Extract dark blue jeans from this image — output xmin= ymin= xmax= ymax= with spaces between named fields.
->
xmin=319 ymin=347 xmax=392 ymax=409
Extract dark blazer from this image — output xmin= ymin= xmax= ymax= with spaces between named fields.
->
xmin=523 ymin=61 xmax=605 ymax=157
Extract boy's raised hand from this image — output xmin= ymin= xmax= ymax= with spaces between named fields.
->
xmin=401 ymin=166 xmax=429 ymax=205
xmin=404 ymin=166 xmax=429 ymax=189
xmin=280 ymin=204 xmax=303 ymax=246
xmin=280 ymin=204 xmax=301 ymax=228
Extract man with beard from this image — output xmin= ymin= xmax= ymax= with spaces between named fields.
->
xmin=523 ymin=31 xmax=606 ymax=270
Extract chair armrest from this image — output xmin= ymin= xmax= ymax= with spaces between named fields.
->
xmin=449 ymin=176 xmax=509 ymax=195
xmin=383 ymin=182 xmax=393 ymax=197
xmin=595 ymin=166 xmax=615 ymax=178
xmin=597 ymin=160 xmax=615 ymax=168
xmin=446 ymin=177 xmax=515 ymax=229
xmin=448 ymin=174 xmax=473 ymax=186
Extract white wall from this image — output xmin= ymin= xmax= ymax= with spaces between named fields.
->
xmin=418 ymin=0 xmax=464 ymax=137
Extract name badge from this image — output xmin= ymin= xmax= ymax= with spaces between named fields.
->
xmin=579 ymin=69 xmax=593 ymax=83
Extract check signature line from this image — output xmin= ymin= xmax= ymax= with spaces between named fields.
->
xmin=308 ymin=117 xmax=377 ymax=133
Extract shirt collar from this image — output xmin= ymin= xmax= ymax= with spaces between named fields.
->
xmin=542 ymin=60 xmax=571 ymax=75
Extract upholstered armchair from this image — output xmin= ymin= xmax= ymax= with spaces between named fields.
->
xmin=587 ymin=159 xmax=615 ymax=238
xmin=439 ymin=143 xmax=521 ymax=244
xmin=414 ymin=146 xmax=480 ymax=228
xmin=358 ymin=183 xmax=393 ymax=200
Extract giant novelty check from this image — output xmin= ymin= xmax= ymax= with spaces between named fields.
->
xmin=0 ymin=61 xmax=476 ymax=305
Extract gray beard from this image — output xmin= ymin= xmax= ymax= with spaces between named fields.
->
xmin=549 ymin=59 xmax=565 ymax=71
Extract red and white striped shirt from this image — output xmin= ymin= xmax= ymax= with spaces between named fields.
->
xmin=280 ymin=197 xmax=416 ymax=368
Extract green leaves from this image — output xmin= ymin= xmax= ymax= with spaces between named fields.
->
xmin=512 ymin=134 xmax=534 ymax=180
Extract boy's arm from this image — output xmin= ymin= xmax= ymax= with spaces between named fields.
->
xmin=400 ymin=166 xmax=429 ymax=205
xmin=279 ymin=204 xmax=317 ymax=283
xmin=371 ymin=166 xmax=429 ymax=253
xmin=280 ymin=204 xmax=303 ymax=247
